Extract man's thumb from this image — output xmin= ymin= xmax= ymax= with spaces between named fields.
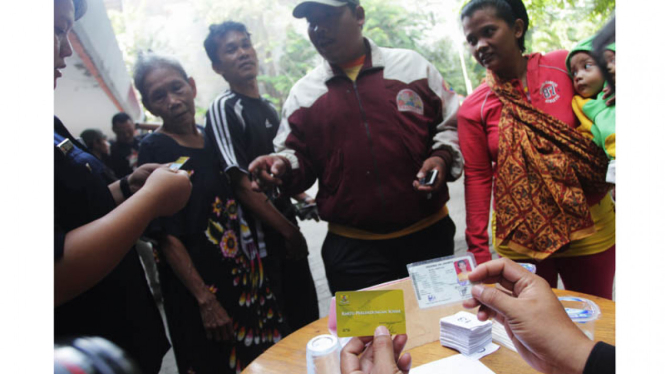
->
xmin=371 ymin=326 xmax=400 ymax=372
xmin=471 ymin=285 xmax=514 ymax=316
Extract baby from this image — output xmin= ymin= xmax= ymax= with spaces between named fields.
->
xmin=566 ymin=36 xmax=616 ymax=183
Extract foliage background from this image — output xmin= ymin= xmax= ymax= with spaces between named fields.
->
xmin=106 ymin=0 xmax=614 ymax=123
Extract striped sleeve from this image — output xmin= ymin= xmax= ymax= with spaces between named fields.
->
xmin=204 ymin=92 xmax=250 ymax=173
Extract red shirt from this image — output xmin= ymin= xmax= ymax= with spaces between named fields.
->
xmin=458 ymin=51 xmax=604 ymax=263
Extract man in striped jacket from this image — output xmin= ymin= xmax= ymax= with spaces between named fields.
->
xmin=249 ymin=0 xmax=464 ymax=294
xmin=203 ymin=21 xmax=319 ymax=331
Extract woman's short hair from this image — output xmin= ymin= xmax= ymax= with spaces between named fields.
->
xmin=461 ymin=0 xmax=529 ymax=52
xmin=133 ymin=52 xmax=189 ymax=103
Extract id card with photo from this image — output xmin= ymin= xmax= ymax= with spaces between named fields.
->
xmin=407 ymin=253 xmax=477 ymax=309
xmin=335 ymin=290 xmax=406 ymax=337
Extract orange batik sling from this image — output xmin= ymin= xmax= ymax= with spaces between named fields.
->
xmin=486 ymin=71 xmax=610 ymax=260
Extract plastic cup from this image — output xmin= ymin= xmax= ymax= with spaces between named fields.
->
xmin=558 ymin=296 xmax=601 ymax=340
xmin=306 ymin=334 xmax=341 ymax=374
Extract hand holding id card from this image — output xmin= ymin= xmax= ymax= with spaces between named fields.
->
xmin=407 ymin=254 xmax=477 ymax=309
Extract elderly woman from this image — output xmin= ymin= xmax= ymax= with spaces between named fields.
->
xmin=53 ymin=1 xmax=191 ymax=373
xmin=457 ymin=0 xmax=615 ymax=299
xmin=134 ymin=53 xmax=287 ymax=374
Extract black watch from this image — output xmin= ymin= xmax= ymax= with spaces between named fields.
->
xmin=120 ymin=176 xmax=133 ymax=199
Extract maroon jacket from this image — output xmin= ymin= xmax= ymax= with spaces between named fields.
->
xmin=274 ymin=39 xmax=462 ymax=233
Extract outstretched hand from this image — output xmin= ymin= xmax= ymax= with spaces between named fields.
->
xmin=127 ymin=163 xmax=161 ymax=194
xmin=341 ymin=326 xmax=411 ymax=374
xmin=248 ymin=155 xmax=290 ymax=192
xmin=139 ymin=166 xmax=192 ymax=217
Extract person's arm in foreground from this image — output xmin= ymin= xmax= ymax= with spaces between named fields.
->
xmin=462 ymin=258 xmax=598 ymax=374
xmin=341 ymin=326 xmax=412 ymax=374
xmin=230 ymin=169 xmax=308 ymax=260
xmin=54 ymin=167 xmax=191 ymax=307
xmin=159 ymin=234 xmax=234 ymax=341
xmin=107 ymin=162 xmax=159 ymax=205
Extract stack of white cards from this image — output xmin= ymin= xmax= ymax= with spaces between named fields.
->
xmin=491 ymin=321 xmax=517 ymax=352
xmin=440 ymin=311 xmax=492 ymax=355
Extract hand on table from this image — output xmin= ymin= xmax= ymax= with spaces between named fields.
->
xmin=412 ymin=156 xmax=447 ymax=195
xmin=199 ymin=296 xmax=234 ymax=341
xmin=248 ymin=155 xmax=290 ymax=192
xmin=341 ymin=326 xmax=411 ymax=374
xmin=462 ymin=258 xmax=595 ymax=374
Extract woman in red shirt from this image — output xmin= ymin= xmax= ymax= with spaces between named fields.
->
xmin=457 ymin=0 xmax=615 ymax=298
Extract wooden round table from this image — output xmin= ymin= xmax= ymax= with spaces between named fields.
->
xmin=243 ymin=280 xmax=614 ymax=374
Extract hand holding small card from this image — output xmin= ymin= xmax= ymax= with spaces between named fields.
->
xmin=335 ymin=290 xmax=407 ymax=338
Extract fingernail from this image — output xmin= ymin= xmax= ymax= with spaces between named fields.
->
xmin=375 ymin=325 xmax=390 ymax=337
xmin=472 ymin=285 xmax=485 ymax=298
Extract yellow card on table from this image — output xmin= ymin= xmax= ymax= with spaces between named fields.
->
xmin=335 ymin=290 xmax=406 ymax=338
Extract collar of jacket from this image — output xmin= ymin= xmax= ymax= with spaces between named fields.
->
xmin=322 ymin=37 xmax=384 ymax=82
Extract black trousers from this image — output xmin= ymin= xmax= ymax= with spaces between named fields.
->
xmin=322 ymin=215 xmax=456 ymax=294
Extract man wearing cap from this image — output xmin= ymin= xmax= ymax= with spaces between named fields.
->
xmin=203 ymin=21 xmax=319 ymax=331
xmin=249 ymin=0 xmax=463 ymax=294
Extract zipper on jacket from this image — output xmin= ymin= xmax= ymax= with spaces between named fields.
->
xmin=352 ymin=80 xmax=386 ymax=216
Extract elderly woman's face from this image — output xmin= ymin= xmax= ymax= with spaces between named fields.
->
xmin=142 ymin=66 xmax=197 ymax=128
xmin=54 ymin=0 xmax=75 ymax=88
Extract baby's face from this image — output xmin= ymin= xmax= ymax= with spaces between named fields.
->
xmin=603 ymin=50 xmax=615 ymax=85
xmin=570 ymin=52 xmax=605 ymax=98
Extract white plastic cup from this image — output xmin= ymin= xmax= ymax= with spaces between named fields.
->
xmin=558 ymin=296 xmax=601 ymax=340
xmin=306 ymin=334 xmax=342 ymax=374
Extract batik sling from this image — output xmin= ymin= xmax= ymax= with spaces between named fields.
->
xmin=486 ymin=70 xmax=610 ymax=259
